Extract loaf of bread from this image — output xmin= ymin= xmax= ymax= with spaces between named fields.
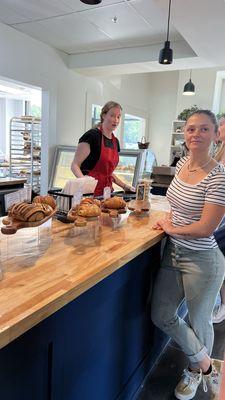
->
xmin=33 ymin=195 xmax=56 ymax=209
xmin=8 ymin=202 xmax=45 ymax=222
xmin=102 ymin=196 xmax=126 ymax=210
xmin=39 ymin=203 xmax=53 ymax=216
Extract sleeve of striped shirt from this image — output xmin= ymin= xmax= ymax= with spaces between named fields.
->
xmin=205 ymin=171 xmax=225 ymax=206
xmin=175 ymin=156 xmax=188 ymax=174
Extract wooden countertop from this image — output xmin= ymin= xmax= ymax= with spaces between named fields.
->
xmin=0 ymin=210 xmax=166 ymax=349
xmin=0 ymin=177 xmax=26 ymax=186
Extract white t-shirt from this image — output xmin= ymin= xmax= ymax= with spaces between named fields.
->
xmin=166 ymin=156 xmax=225 ymax=250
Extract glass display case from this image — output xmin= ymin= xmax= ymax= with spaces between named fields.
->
xmin=49 ymin=146 xmax=157 ymax=191
xmin=49 ymin=145 xmax=76 ymax=190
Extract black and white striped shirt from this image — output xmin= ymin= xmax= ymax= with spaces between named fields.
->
xmin=167 ymin=156 xmax=225 ymax=250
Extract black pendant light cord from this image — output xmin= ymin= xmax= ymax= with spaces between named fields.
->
xmin=166 ymin=0 xmax=172 ymax=41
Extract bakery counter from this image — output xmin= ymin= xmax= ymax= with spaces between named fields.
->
xmin=0 ymin=177 xmax=27 ymax=187
xmin=0 ymin=210 xmax=172 ymax=400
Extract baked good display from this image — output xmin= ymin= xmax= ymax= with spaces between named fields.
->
xmin=67 ymin=198 xmax=101 ymax=223
xmin=1 ymin=196 xmax=57 ymax=235
xmin=127 ymin=199 xmax=150 ymax=214
xmin=33 ymin=195 xmax=56 ymax=209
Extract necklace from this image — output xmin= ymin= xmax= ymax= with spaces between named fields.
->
xmin=187 ymin=157 xmax=212 ymax=173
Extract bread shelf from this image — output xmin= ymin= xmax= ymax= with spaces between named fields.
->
xmin=9 ymin=117 xmax=41 ymax=194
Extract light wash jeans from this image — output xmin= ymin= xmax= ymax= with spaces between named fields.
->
xmin=151 ymin=239 xmax=225 ymax=363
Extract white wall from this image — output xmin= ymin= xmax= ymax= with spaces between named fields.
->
xmin=148 ymin=71 xmax=179 ymax=165
xmin=176 ymin=68 xmax=218 ymax=116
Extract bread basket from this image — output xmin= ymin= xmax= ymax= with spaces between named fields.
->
xmin=137 ymin=136 xmax=149 ymax=149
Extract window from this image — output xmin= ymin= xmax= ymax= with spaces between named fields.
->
xmin=90 ymin=105 xmax=146 ymax=149
xmin=123 ymin=113 xmax=146 ymax=149
xmin=91 ymin=104 xmax=102 ymax=127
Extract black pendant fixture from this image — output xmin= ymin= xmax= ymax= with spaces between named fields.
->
xmin=183 ymin=70 xmax=195 ymax=95
xmin=159 ymin=0 xmax=173 ymax=64
xmin=80 ymin=0 xmax=102 ymax=4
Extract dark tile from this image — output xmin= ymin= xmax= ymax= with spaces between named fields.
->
xmin=136 ymin=322 xmax=225 ymax=400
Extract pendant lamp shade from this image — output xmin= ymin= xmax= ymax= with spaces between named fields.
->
xmin=159 ymin=0 xmax=173 ymax=64
xmin=80 ymin=0 xmax=102 ymax=4
xmin=183 ymin=71 xmax=195 ymax=95
xmin=159 ymin=41 xmax=173 ymax=64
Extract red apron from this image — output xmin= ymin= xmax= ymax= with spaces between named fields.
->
xmin=88 ymin=131 xmax=119 ymax=196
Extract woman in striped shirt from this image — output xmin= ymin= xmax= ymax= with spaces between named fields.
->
xmin=151 ymin=110 xmax=225 ymax=400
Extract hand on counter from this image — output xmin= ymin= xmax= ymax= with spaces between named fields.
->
xmin=153 ymin=214 xmax=173 ymax=234
xmin=123 ymin=184 xmax=136 ymax=193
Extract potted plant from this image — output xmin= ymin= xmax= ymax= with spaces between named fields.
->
xmin=177 ymin=105 xmax=199 ymax=121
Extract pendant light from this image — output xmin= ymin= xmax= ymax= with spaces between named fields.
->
xmin=159 ymin=0 xmax=173 ymax=64
xmin=183 ymin=70 xmax=195 ymax=95
xmin=80 ymin=0 xmax=102 ymax=4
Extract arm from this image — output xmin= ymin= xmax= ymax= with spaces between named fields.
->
xmin=154 ymin=203 xmax=225 ymax=238
xmin=112 ymin=173 xmax=136 ymax=192
xmin=71 ymin=142 xmax=90 ymax=178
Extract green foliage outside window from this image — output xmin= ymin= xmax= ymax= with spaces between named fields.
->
xmin=31 ymin=104 xmax=41 ymax=118
xmin=124 ymin=119 xmax=141 ymax=148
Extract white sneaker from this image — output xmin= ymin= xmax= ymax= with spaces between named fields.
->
xmin=174 ymin=369 xmax=202 ymax=400
xmin=202 ymin=363 xmax=221 ymax=396
xmin=213 ymin=304 xmax=225 ymax=323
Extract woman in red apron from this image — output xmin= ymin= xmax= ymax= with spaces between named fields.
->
xmin=71 ymin=101 xmax=134 ymax=196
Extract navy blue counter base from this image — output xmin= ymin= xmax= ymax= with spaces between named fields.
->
xmin=0 ymin=242 xmax=171 ymax=400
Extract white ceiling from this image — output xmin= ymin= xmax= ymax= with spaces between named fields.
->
xmin=1 ymin=0 xmax=225 ymax=75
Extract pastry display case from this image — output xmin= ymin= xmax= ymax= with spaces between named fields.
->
xmin=50 ymin=146 xmax=157 ymax=192
xmin=49 ymin=145 xmax=76 ymax=190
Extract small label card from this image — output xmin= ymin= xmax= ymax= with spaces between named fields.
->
xmin=4 ymin=188 xmax=27 ymax=211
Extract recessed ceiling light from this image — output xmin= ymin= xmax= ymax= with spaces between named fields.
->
xmin=112 ymin=16 xmax=118 ymax=23
xmin=80 ymin=0 xmax=102 ymax=4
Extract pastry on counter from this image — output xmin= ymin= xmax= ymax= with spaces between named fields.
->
xmin=33 ymin=195 xmax=56 ymax=210
xmin=8 ymin=202 xmax=45 ymax=222
xmin=77 ymin=204 xmax=101 ymax=218
xmin=102 ymin=196 xmax=126 ymax=210
xmin=67 ymin=197 xmax=101 ymax=222
xmin=80 ymin=197 xmax=101 ymax=207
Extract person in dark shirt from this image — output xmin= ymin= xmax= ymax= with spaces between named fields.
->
xmin=71 ymin=101 xmax=135 ymax=196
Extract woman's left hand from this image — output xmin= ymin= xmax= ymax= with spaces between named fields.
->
xmin=124 ymin=184 xmax=136 ymax=192
xmin=153 ymin=218 xmax=174 ymax=234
